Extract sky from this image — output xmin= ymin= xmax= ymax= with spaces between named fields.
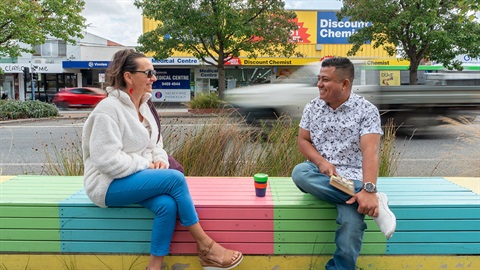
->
xmin=81 ymin=0 xmax=343 ymax=46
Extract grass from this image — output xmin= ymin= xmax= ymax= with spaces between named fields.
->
xmin=379 ymin=118 xmax=402 ymax=176
xmin=163 ymin=112 xmax=304 ymax=177
xmin=34 ymin=113 xmax=401 ymax=177
xmin=41 ymin=132 xmax=84 ymax=176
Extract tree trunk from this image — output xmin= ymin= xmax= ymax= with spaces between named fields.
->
xmin=409 ymin=59 xmax=421 ymax=85
xmin=409 ymin=68 xmax=418 ymax=85
xmin=218 ymin=61 xmax=226 ymax=100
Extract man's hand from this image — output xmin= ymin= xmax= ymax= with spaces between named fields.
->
xmin=316 ymin=160 xmax=336 ymax=176
xmin=149 ymin=161 xmax=168 ymax=169
xmin=346 ymin=190 xmax=379 ymax=217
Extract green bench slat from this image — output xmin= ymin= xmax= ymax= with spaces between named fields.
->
xmin=275 ymin=232 xmax=385 ymax=243
xmin=0 ymin=229 xmax=59 ymax=241
xmin=0 ymin=206 xmax=59 ymax=218
xmin=275 ymin=243 xmax=386 ymax=255
xmin=1 ymin=218 xmax=59 ymax=229
xmin=275 ymin=220 xmax=380 ymax=232
xmin=275 ymin=209 xmax=338 ymax=219
xmin=0 ymin=241 xmax=60 ymax=252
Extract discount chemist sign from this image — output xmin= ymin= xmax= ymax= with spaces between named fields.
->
xmin=317 ymin=11 xmax=371 ymax=44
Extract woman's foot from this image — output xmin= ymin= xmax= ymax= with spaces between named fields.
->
xmin=197 ymin=240 xmax=243 ymax=269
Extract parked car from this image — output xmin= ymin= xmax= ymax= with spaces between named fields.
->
xmin=53 ymin=87 xmax=106 ymax=108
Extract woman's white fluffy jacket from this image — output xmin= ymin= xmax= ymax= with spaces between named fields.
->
xmin=82 ymin=88 xmax=169 ymax=208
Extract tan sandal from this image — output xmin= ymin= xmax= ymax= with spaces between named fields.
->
xmin=197 ymin=240 xmax=243 ymax=270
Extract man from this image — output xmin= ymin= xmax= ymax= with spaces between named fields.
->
xmin=291 ymin=57 xmax=396 ymax=270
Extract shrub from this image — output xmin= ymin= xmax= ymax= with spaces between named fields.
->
xmin=186 ymin=93 xmax=225 ymax=109
xmin=0 ymin=100 xmax=59 ymax=120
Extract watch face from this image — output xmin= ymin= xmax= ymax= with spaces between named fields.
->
xmin=364 ymin=182 xmax=376 ymax=192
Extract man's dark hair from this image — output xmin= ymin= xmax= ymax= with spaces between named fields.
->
xmin=321 ymin=57 xmax=355 ymax=83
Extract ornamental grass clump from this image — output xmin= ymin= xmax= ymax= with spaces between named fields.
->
xmin=41 ymin=132 xmax=83 ymax=176
xmin=163 ymin=113 xmax=304 ymax=177
xmin=378 ymin=118 xmax=402 ymax=177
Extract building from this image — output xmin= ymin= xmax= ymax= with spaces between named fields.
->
xmin=0 ymin=32 xmax=133 ymax=101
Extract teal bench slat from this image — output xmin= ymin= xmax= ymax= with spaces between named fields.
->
xmin=392 ymin=207 xmax=480 ymax=219
xmin=396 ymin=220 xmax=480 ymax=231
xmin=390 ymin=231 xmax=480 ymax=243
xmin=386 ymin=243 xmax=480 ymax=254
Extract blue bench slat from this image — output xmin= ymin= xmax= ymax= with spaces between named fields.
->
xmin=392 ymin=207 xmax=480 ymax=219
xmin=389 ymin=231 xmax=480 ymax=243
xmin=386 ymin=243 xmax=480 ymax=255
xmin=396 ymin=220 xmax=480 ymax=231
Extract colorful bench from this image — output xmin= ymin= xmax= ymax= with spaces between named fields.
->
xmin=1 ymin=175 xmax=479 ymax=269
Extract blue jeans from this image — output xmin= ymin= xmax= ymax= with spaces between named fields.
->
xmin=291 ymin=161 xmax=366 ymax=270
xmin=105 ymin=169 xmax=199 ymax=256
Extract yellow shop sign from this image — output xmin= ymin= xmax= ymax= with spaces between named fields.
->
xmin=226 ymin=57 xmax=321 ymax=66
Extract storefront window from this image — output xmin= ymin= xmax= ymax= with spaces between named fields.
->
xmin=225 ymin=67 xmax=271 ymax=88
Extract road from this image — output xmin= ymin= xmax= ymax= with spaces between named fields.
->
xmin=0 ymin=114 xmax=478 ymax=177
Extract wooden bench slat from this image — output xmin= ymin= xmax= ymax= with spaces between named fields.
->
xmin=386 ymin=243 xmax=480 ymax=254
xmin=0 ymin=241 xmax=60 ymax=252
xmin=60 ymin=242 xmax=273 ymax=254
xmin=1 ymin=175 xmax=479 ymax=257
xmin=389 ymin=231 xmax=480 ymax=243
xmin=275 ymin=243 xmax=386 ymax=255
xmin=275 ymin=232 xmax=385 ymax=243
xmin=59 ymin=219 xmax=274 ymax=231
xmin=392 ymin=207 xmax=480 ymax=219
xmin=1 ymin=217 xmax=59 ymax=229
xmin=396 ymin=220 xmax=480 ymax=230
xmin=1 ymin=229 xmax=59 ymax=240
xmin=0 ymin=206 xmax=59 ymax=218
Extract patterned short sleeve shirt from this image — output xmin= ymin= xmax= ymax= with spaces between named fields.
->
xmin=299 ymin=92 xmax=383 ymax=180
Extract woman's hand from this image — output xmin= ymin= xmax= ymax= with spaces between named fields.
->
xmin=149 ymin=161 xmax=168 ymax=169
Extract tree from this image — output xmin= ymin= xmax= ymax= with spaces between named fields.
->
xmin=134 ymin=0 xmax=300 ymax=98
xmin=0 ymin=0 xmax=86 ymax=59
xmin=338 ymin=0 xmax=480 ymax=85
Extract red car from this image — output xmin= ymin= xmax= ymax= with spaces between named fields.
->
xmin=53 ymin=87 xmax=106 ymax=108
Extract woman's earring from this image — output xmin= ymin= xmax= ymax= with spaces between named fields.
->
xmin=129 ymin=88 xmax=133 ymax=94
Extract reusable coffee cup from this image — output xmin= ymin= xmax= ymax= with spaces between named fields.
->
xmin=254 ymin=173 xmax=268 ymax=197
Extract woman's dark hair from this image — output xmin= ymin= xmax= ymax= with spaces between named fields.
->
xmin=106 ymin=49 xmax=147 ymax=89
xmin=321 ymin=57 xmax=355 ymax=83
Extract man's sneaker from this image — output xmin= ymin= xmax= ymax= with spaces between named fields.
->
xmin=373 ymin=192 xmax=396 ymax=239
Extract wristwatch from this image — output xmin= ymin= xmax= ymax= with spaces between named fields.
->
xmin=363 ymin=182 xmax=377 ymax=193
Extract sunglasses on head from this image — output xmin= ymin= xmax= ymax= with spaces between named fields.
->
xmin=130 ymin=69 xmax=157 ymax=78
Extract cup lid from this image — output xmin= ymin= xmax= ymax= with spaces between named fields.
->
xmin=254 ymin=173 xmax=268 ymax=182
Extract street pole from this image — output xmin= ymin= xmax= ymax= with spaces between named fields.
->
xmin=30 ymin=62 xmax=35 ymax=100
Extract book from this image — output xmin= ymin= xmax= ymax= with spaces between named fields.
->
xmin=329 ymin=174 xmax=356 ymax=196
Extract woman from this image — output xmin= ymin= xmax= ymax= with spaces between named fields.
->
xmin=82 ymin=49 xmax=243 ymax=270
